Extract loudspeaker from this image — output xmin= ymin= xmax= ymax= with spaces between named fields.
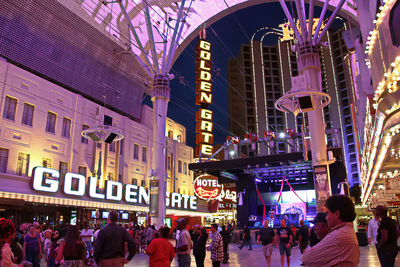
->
xmin=86 ymin=132 xmax=101 ymax=142
xmin=104 ymin=115 xmax=113 ymax=126
xmin=105 ymin=133 xmax=118 ymax=144
xmin=342 ymin=28 xmax=361 ymax=50
xmin=298 ymin=95 xmax=314 ymax=112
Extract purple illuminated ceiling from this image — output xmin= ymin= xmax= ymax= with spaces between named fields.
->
xmin=58 ymin=0 xmax=357 ymax=72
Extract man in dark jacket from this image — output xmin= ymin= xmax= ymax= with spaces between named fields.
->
xmin=190 ymin=224 xmax=208 ymax=267
xmin=220 ymin=225 xmax=231 ymax=263
xmin=94 ymin=211 xmax=136 ymax=266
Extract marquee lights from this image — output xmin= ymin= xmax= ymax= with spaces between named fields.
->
xmin=195 ymin=38 xmax=214 ymax=157
xmin=375 ymin=56 xmax=400 ymax=100
xmin=365 ymin=0 xmax=394 ymax=55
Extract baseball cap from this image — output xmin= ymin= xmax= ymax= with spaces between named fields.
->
xmin=311 ymin=212 xmax=327 ymax=223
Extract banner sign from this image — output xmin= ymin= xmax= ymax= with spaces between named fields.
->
xmin=31 ymin=167 xmax=197 ymax=210
xmin=149 ymin=180 xmax=159 ymax=216
xmin=195 ymin=37 xmax=214 ymax=157
xmin=280 ymin=202 xmax=306 ymax=221
xmin=313 ymin=165 xmax=331 ymax=211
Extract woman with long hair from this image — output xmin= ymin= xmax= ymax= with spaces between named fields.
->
xmin=56 ymin=226 xmax=85 ymax=267
xmin=0 ymin=218 xmax=24 ymax=267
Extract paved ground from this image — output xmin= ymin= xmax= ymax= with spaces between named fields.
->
xmin=127 ymin=243 xmax=400 ymax=267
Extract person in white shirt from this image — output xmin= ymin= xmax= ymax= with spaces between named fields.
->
xmin=80 ymin=224 xmax=94 ymax=255
xmin=368 ymin=210 xmax=380 ymax=248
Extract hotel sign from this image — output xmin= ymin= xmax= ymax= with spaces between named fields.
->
xmin=194 ymin=174 xmax=222 ymax=200
xmin=195 ymin=38 xmax=214 ymax=157
xmin=193 ymin=174 xmax=237 ymax=204
xmin=32 ymin=167 xmax=197 ymax=210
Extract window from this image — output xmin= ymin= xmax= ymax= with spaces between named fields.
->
xmin=167 ymin=130 xmax=173 ymax=138
xmin=78 ymin=166 xmax=87 ymax=178
xmin=46 ymin=112 xmax=57 ymax=133
xmin=141 ymin=180 xmax=146 ymax=187
xmin=131 ymin=178 xmax=137 ymax=185
xmin=17 ymin=152 xmax=30 ymax=176
xmin=97 ymin=142 xmax=102 ymax=149
xmin=167 ymin=155 xmax=172 ymax=170
xmin=76 ymin=166 xmax=86 ymax=191
xmin=0 ymin=148 xmax=9 ymax=173
xmin=183 ymin=162 xmax=187 ymax=175
xmin=142 ymin=147 xmax=147 ymax=163
xmin=59 ymin=161 xmax=68 ymax=179
xmin=133 ymin=144 xmax=139 ymax=160
xmin=81 ymin=125 xmax=89 ymax=144
xmin=119 ymin=139 xmax=124 ymax=155
xmin=107 ymin=173 xmax=114 ymax=181
xmin=61 ymin=117 xmax=71 ymax=138
xmin=42 ymin=158 xmax=52 ymax=168
xmin=178 ymin=160 xmax=182 ymax=173
xmin=177 ymin=135 xmax=182 ymax=143
xmin=21 ymin=103 xmax=34 ymax=126
xmin=3 ymin=96 xmax=17 ymax=121
xmin=109 ymin=142 xmax=115 ymax=152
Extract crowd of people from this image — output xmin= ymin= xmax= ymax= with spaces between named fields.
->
xmin=0 ymin=195 xmax=399 ymax=267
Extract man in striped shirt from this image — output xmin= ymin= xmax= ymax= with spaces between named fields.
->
xmin=207 ymin=224 xmax=224 ymax=267
xmin=302 ymin=195 xmax=360 ymax=267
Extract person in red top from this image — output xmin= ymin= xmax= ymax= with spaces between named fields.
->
xmin=146 ymin=227 xmax=175 ymax=267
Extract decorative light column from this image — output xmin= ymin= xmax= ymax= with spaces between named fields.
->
xmin=150 ymin=75 xmax=170 ymax=226
xmin=276 ymin=0 xmax=347 ymax=210
xmin=116 ymin=0 xmax=191 ymax=226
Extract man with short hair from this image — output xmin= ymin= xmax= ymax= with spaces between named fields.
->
xmin=257 ymin=220 xmax=275 ymax=267
xmin=375 ymin=205 xmax=398 ymax=267
xmin=297 ymin=220 xmax=309 ymax=254
xmin=302 ymin=195 xmax=360 ymax=267
xmin=276 ymin=219 xmax=293 ymax=267
xmin=190 ymin=224 xmax=208 ymax=267
xmin=368 ymin=209 xmax=380 ymax=248
xmin=94 ymin=211 xmax=136 ymax=267
xmin=175 ymin=218 xmax=192 ymax=267
xmin=207 ymin=224 xmax=224 ymax=267
xmin=220 ymin=226 xmax=230 ymax=264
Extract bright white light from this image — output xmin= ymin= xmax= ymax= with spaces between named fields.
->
xmin=279 ymin=132 xmax=286 ymax=138
xmin=229 ymin=150 xmax=235 ymax=156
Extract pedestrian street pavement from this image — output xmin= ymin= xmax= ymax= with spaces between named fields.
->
xmin=126 ymin=243 xmax=400 ymax=267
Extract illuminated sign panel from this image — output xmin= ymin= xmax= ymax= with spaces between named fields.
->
xmin=195 ymin=39 xmax=214 ymax=157
xmin=31 ymin=167 xmax=197 ymax=210
xmin=193 ymin=175 xmax=237 ymax=211
xmin=193 ymin=174 xmax=223 ymax=200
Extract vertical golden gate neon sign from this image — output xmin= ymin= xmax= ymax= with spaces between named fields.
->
xmin=195 ymin=37 xmax=213 ymax=157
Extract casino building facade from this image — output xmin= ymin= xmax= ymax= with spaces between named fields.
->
xmin=0 ymin=59 xmax=206 ymax=226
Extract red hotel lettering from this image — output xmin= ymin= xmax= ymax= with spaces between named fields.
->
xmin=195 ymin=39 xmax=214 ymax=156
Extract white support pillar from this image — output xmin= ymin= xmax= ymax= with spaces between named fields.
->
xmin=297 ymin=44 xmax=331 ymax=210
xmin=151 ymin=75 xmax=170 ymax=227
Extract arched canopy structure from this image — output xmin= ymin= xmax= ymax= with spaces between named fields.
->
xmin=61 ymin=0 xmax=357 ymax=78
